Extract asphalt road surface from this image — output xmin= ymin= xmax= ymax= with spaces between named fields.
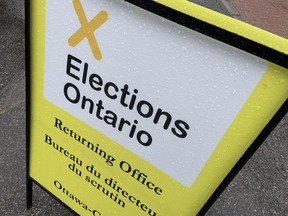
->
xmin=0 ymin=0 xmax=287 ymax=215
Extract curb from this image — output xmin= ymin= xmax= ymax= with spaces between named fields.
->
xmin=219 ymin=0 xmax=241 ymax=19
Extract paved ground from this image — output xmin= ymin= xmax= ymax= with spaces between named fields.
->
xmin=0 ymin=0 xmax=287 ymax=215
xmin=230 ymin=0 xmax=288 ymax=39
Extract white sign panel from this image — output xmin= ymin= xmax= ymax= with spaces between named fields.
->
xmin=44 ymin=0 xmax=266 ymax=186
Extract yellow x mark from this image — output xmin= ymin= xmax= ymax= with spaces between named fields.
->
xmin=68 ymin=0 xmax=108 ymax=61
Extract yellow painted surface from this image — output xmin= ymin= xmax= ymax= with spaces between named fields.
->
xmin=154 ymin=0 xmax=288 ymax=55
xmin=29 ymin=0 xmax=288 ymax=215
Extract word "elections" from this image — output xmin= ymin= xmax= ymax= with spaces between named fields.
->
xmin=63 ymin=54 xmax=190 ymax=146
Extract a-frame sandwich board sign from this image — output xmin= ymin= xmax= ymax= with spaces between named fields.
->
xmin=26 ymin=0 xmax=288 ymax=215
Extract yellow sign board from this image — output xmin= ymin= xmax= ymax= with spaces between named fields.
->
xmin=27 ymin=0 xmax=288 ymax=215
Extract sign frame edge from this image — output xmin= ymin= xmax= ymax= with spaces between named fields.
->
xmin=124 ymin=0 xmax=288 ymax=69
xmin=25 ymin=0 xmax=288 ymax=215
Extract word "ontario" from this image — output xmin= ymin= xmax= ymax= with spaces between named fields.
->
xmin=64 ymin=54 xmax=190 ymax=146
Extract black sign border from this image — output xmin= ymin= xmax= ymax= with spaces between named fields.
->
xmin=25 ymin=0 xmax=288 ymax=215
xmin=125 ymin=0 xmax=288 ymax=69
xmin=25 ymin=1 xmax=79 ymax=215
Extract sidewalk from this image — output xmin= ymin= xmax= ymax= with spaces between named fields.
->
xmin=230 ymin=0 xmax=288 ymax=39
